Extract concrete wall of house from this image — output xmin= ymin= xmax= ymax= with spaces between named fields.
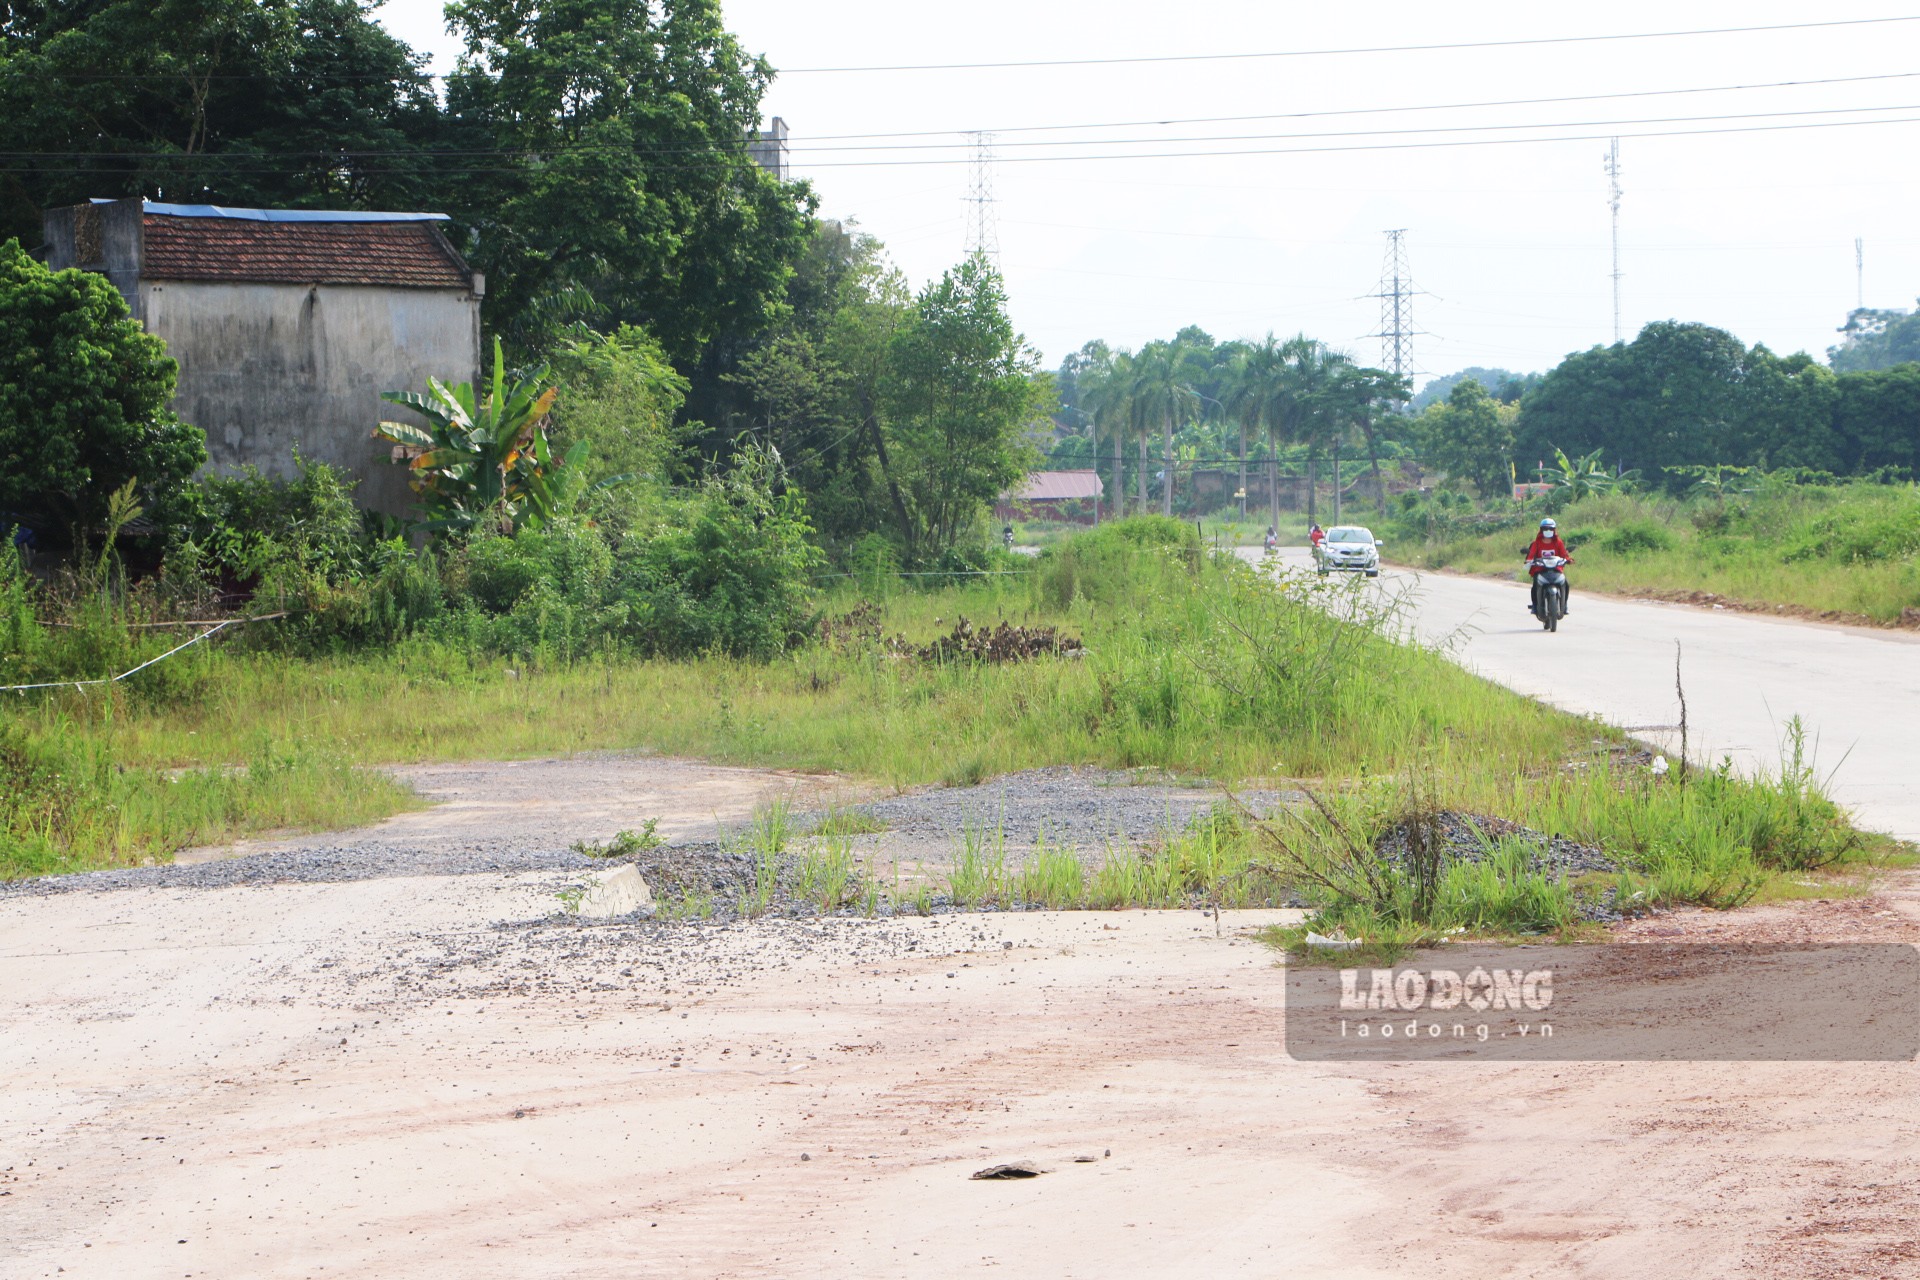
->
xmin=42 ymin=200 xmax=144 ymax=297
xmin=139 ymin=281 xmax=482 ymax=516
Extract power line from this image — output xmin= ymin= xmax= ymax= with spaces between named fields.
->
xmin=11 ymin=110 xmax=1920 ymax=176
xmin=776 ymin=100 xmax=1920 ymax=154
xmin=10 ymin=99 xmax=1917 ymax=163
xmin=783 ymin=111 xmax=1920 ymax=167
xmin=777 ymin=16 xmax=1920 ymax=73
xmin=795 ymin=71 xmax=1920 ymax=140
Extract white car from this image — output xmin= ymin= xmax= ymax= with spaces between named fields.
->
xmin=1315 ymin=525 xmax=1382 ymax=577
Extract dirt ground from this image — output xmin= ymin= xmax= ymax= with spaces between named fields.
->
xmin=4 ymin=757 xmax=1919 ymax=1279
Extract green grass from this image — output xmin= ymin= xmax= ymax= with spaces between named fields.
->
xmin=0 ymin=517 xmax=1896 ymax=930
xmin=807 ymin=807 xmax=888 ymax=837
xmin=1393 ymin=481 xmax=1920 ymax=623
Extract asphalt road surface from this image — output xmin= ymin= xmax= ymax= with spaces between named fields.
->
xmin=1241 ymin=546 xmax=1920 ymax=841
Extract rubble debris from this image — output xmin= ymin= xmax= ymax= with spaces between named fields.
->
xmin=972 ymin=1162 xmax=1046 ymax=1180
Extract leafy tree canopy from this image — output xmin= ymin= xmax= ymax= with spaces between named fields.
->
xmin=443 ymin=0 xmax=815 ymax=364
xmin=0 ymin=0 xmax=442 ymax=243
xmin=1829 ymin=304 xmax=1920 ymax=373
xmin=1417 ymin=377 xmax=1514 ymax=497
xmin=0 ymin=239 xmax=206 ymax=539
xmin=881 ymin=254 xmax=1048 ymax=560
xmin=1411 ymin=366 xmax=1540 ymax=412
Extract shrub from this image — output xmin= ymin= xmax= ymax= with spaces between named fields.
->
xmin=0 ymin=239 xmax=206 ymax=543
xmin=1032 ymin=515 xmax=1197 ymax=610
xmin=619 ymin=446 xmax=823 ymax=659
xmin=1599 ymin=521 xmax=1674 ymax=555
xmin=548 ymin=324 xmax=688 ymax=486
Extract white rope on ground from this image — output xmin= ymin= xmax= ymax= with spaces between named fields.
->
xmin=812 ymin=568 xmax=1035 ymax=580
xmin=1 ymin=612 xmax=286 ymax=694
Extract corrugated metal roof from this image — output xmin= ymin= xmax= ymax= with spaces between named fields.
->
xmin=1011 ymin=470 xmax=1104 ymax=501
xmin=140 ymin=215 xmax=472 ymax=289
xmin=101 ymin=198 xmax=449 ymax=224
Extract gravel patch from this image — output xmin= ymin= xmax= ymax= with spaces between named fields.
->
xmin=0 ymin=762 xmax=1299 ymax=900
xmin=1374 ymin=811 xmax=1619 ymax=879
xmin=1372 ymin=810 xmax=1626 ymax=922
xmin=845 ymin=765 xmax=1296 ymax=861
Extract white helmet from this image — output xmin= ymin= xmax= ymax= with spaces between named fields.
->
xmin=1540 ymin=518 xmax=1557 ymax=532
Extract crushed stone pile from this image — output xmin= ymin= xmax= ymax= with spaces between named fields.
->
xmin=1373 ymin=810 xmax=1619 ymax=879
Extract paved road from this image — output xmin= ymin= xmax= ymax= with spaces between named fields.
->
xmin=1239 ymin=546 xmax=1920 ymax=840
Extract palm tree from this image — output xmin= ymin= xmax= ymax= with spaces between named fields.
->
xmin=1079 ymin=347 xmax=1134 ymax=517
xmin=1225 ymin=334 xmax=1289 ymax=527
xmin=1129 ymin=340 xmax=1199 ymax=517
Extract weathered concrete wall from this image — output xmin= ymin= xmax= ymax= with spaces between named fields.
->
xmin=139 ymin=281 xmax=481 ymax=516
xmin=42 ymin=200 xmax=144 ymax=298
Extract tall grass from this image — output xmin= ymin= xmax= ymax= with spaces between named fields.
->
xmin=1394 ymin=479 xmax=1920 ymax=622
xmin=0 ymin=516 xmax=1885 ymax=891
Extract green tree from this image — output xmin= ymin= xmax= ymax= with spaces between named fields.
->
xmin=1127 ymin=338 xmax=1200 ymax=516
xmin=881 ymin=254 xmax=1046 ymax=560
xmin=548 ymin=324 xmax=689 ymax=487
xmin=1418 ymin=378 xmax=1514 ymax=497
xmin=442 ymin=0 xmax=814 ymax=363
xmin=1076 ymin=345 xmax=1135 ymax=518
xmin=1223 ymin=334 xmax=1293 ymax=526
xmin=1738 ymin=347 xmax=1839 ymax=471
xmin=1517 ymin=322 xmax=1747 ymax=476
xmin=713 ymin=219 xmax=911 ymax=547
xmin=0 ymin=240 xmax=205 ymax=541
xmin=0 ymin=0 xmax=444 ymax=243
xmin=1833 ymin=364 xmax=1920 ymax=475
xmin=1829 ymin=305 xmax=1920 ymax=373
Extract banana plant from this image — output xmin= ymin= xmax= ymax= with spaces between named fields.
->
xmin=1542 ymin=446 xmax=1639 ymax=501
xmin=374 ymin=337 xmax=564 ymax=532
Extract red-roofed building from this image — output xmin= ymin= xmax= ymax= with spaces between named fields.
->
xmin=44 ymin=198 xmax=484 ymax=515
xmin=995 ymin=469 xmax=1106 ymax=524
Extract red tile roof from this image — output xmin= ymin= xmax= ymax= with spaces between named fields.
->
xmin=1011 ymin=470 xmax=1105 ymax=501
xmin=141 ymin=215 xmax=473 ymax=289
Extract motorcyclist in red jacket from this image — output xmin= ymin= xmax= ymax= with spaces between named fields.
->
xmin=1524 ymin=517 xmax=1573 ymax=615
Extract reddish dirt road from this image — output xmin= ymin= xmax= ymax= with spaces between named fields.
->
xmin=6 ymin=860 xmax=1917 ymax=1279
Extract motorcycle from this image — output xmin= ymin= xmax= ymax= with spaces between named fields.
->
xmin=1530 ymin=553 xmax=1570 ymax=632
xmin=1003 ymin=527 xmax=1015 ymax=551
xmin=1263 ymin=532 xmax=1277 ymax=555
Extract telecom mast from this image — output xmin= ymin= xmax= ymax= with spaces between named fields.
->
xmin=965 ymin=131 xmax=1000 ymax=265
xmin=1605 ymin=138 xmax=1623 ymax=343
xmin=1856 ymin=236 xmax=1865 ymax=308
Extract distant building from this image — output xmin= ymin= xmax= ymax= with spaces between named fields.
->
xmin=995 ymin=470 xmax=1106 ymax=524
xmin=749 ymin=118 xmax=790 ymax=181
xmin=43 ymin=198 xmax=484 ymax=516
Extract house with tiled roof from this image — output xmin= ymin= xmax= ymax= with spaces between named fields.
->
xmin=43 ymin=198 xmax=484 ymax=515
xmin=994 ymin=469 xmax=1106 ymax=524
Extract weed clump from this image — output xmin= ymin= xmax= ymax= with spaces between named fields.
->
xmin=572 ymin=820 xmax=663 ymax=859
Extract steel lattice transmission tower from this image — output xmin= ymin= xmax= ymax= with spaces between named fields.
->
xmin=1605 ymin=137 xmax=1624 ymax=342
xmin=1367 ymin=229 xmax=1421 ymax=380
xmin=965 ymin=131 xmax=1000 ymax=264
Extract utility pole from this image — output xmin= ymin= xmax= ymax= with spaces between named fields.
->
xmin=1856 ymin=235 xmax=1865 ymax=308
xmin=1332 ymin=442 xmax=1341 ymax=525
xmin=1605 ymin=138 xmax=1624 ymax=343
xmin=1367 ymin=229 xmax=1420 ymax=380
xmin=964 ymin=131 xmax=1000 ymax=267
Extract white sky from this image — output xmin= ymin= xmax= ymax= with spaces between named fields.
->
xmin=375 ymin=0 xmax=1920 ymax=385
